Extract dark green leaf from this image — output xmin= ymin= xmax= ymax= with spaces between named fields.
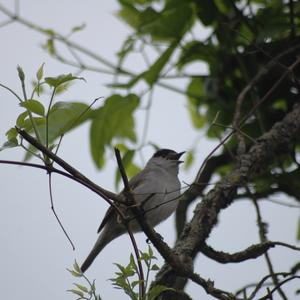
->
xmin=118 ymin=0 xmax=142 ymax=28
xmin=147 ymin=285 xmax=174 ymax=300
xmin=140 ymin=2 xmax=195 ymax=41
xmin=20 ymin=99 xmax=45 ymax=116
xmin=108 ymin=73 xmax=144 ymax=89
xmin=178 ymin=41 xmax=215 ymax=69
xmin=144 ymin=42 xmax=177 ymax=85
xmin=90 ymin=94 xmax=139 ymax=169
xmin=151 ymin=264 xmax=160 ymax=271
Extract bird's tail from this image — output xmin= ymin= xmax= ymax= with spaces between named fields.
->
xmin=80 ymin=230 xmax=111 ymax=273
xmin=81 ymin=245 xmax=103 ymax=273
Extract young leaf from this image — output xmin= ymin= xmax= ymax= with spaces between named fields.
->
xmin=71 ymin=23 xmax=86 ymax=33
xmin=45 ymin=73 xmax=85 ymax=88
xmin=16 ymin=111 xmax=29 ymax=128
xmin=297 ymin=217 xmax=300 ymax=241
xmin=73 ymin=260 xmax=82 ymax=274
xmin=20 ymin=99 xmax=45 ymax=116
xmin=151 ymin=264 xmax=160 ymax=271
xmin=46 ymin=38 xmax=56 ymax=56
xmin=74 ymin=283 xmax=88 ymax=293
xmin=147 ymin=285 xmax=174 ymax=300
xmin=0 ymin=139 xmax=18 ymax=151
xmin=67 ymin=289 xmax=84 ymax=297
xmin=184 ymin=151 xmax=194 ymax=170
xmin=36 ymin=63 xmax=45 ymax=81
xmin=17 ymin=65 xmax=25 ymax=81
xmin=67 ymin=268 xmax=82 ymax=278
xmin=6 ymin=127 xmax=18 ymax=140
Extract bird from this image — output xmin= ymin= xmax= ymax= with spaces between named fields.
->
xmin=80 ymin=148 xmax=184 ymax=272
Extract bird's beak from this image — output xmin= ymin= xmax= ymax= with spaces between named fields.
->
xmin=170 ymin=151 xmax=185 ymax=163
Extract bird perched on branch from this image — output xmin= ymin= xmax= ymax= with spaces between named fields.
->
xmin=81 ymin=149 xmax=184 ymax=272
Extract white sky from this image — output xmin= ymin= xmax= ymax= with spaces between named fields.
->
xmin=0 ymin=1 xmax=299 ymax=300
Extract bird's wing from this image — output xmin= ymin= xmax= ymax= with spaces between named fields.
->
xmin=97 ymin=206 xmax=115 ymax=233
xmin=97 ymin=168 xmax=150 ymax=234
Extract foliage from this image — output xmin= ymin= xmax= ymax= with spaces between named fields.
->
xmin=68 ymin=247 xmax=171 ymax=300
xmin=68 ymin=261 xmax=102 ymax=300
xmin=1 ymin=0 xmax=300 ymax=299
xmin=109 ymin=246 xmax=172 ymax=300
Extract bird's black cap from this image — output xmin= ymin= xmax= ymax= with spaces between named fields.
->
xmin=153 ymin=149 xmax=185 ymax=160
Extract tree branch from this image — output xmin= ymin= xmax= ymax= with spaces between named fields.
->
xmin=154 ymin=102 xmax=300 ymax=293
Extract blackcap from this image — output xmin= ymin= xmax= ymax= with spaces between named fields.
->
xmin=81 ymin=149 xmax=184 ymax=272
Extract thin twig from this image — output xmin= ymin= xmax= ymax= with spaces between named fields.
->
xmin=48 ymin=173 xmax=75 ymax=249
xmin=114 ymin=148 xmax=145 ymax=299
xmin=16 ymin=128 xmax=122 ymax=203
xmin=250 ymin=187 xmax=288 ymax=300
xmin=258 ymin=275 xmax=300 ymax=300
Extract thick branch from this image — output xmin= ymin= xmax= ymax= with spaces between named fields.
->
xmin=154 ymin=103 xmax=300 ymax=291
xmin=201 ymin=242 xmax=300 ymax=264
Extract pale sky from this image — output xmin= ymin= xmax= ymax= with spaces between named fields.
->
xmin=0 ymin=1 xmax=299 ymax=300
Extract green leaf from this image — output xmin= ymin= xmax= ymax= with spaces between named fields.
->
xmin=184 ymin=151 xmax=194 ymax=170
xmin=67 ymin=289 xmax=84 ymax=297
xmin=20 ymin=99 xmax=45 ymax=116
xmin=131 ymin=280 xmax=143 ymax=289
xmin=23 ymin=102 xmax=90 ymax=161
xmin=108 ymin=73 xmax=144 ymax=89
xmin=74 ymin=283 xmax=88 ymax=293
xmin=73 ymin=260 xmax=82 ymax=274
xmin=151 ymin=264 xmax=160 ymax=271
xmin=46 ymin=38 xmax=56 ymax=56
xmin=17 ymin=65 xmax=25 ymax=81
xmin=36 ymin=63 xmax=45 ymax=81
xmin=178 ymin=41 xmax=215 ymax=69
xmin=0 ymin=139 xmax=18 ymax=151
xmin=144 ymin=42 xmax=177 ymax=85
xmin=296 ymin=217 xmax=300 ymax=241
xmin=147 ymin=285 xmax=174 ymax=300
xmin=44 ymin=101 xmax=90 ymax=141
xmin=45 ymin=73 xmax=85 ymax=88
xmin=42 ymin=28 xmax=56 ymax=36
xmin=118 ymin=0 xmax=142 ymax=28
xmin=67 ymin=269 xmax=82 ymax=278
xmin=6 ymin=127 xmax=18 ymax=140
xmin=140 ymin=2 xmax=195 ymax=41
xmin=71 ymin=23 xmax=86 ymax=33
xmin=90 ymin=94 xmax=139 ymax=169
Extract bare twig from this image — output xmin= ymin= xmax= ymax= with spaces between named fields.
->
xmin=250 ymin=188 xmax=288 ymax=300
xmin=114 ymin=148 xmax=145 ymax=298
xmin=258 ymin=275 xmax=300 ymax=300
xmin=48 ymin=173 xmax=75 ymax=250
